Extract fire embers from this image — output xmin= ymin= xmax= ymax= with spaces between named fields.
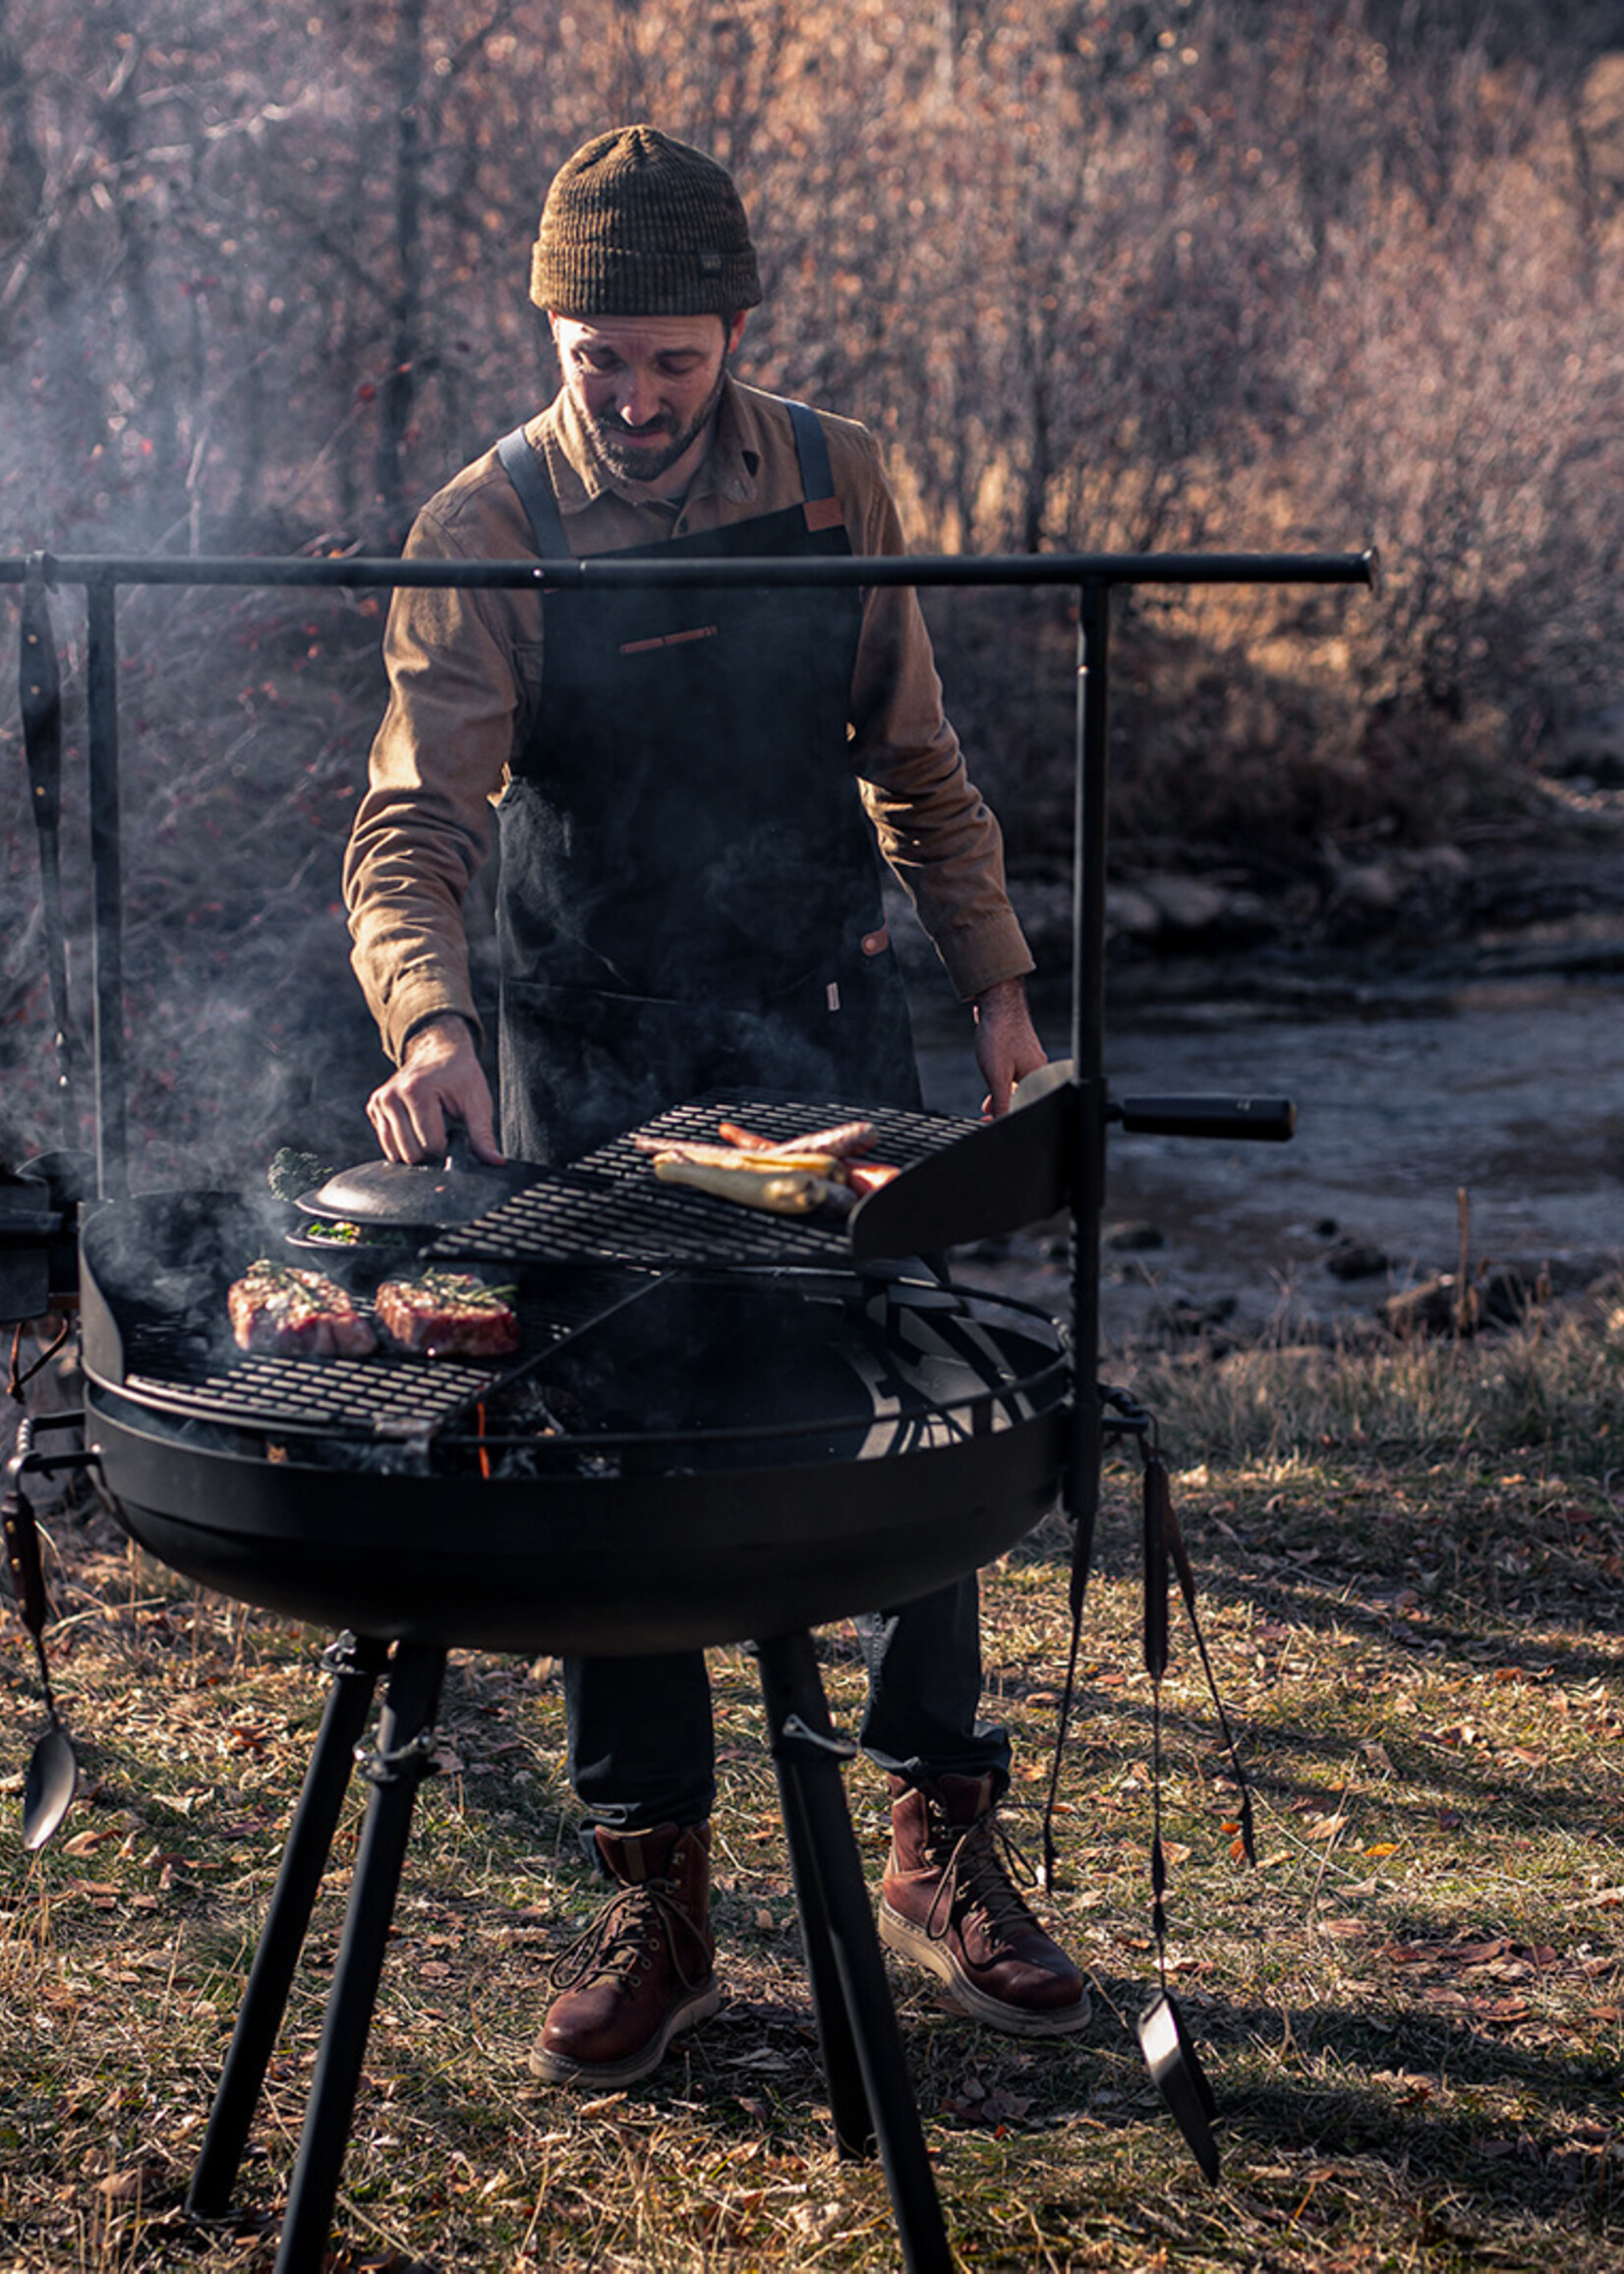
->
xmin=454 ymin=1378 xmax=616 ymax=1484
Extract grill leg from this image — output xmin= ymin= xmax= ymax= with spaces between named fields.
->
xmin=187 ymin=1632 xmax=389 ymax=2219
xmin=271 ymin=1639 xmax=446 ymax=2274
xmin=754 ymin=1628 xmax=953 ymax=2274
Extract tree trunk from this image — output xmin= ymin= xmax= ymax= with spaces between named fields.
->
xmin=374 ymin=0 xmax=425 ymax=539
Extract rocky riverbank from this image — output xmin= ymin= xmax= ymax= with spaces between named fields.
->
xmin=1009 ymin=794 xmax=1624 ymax=1010
xmin=909 ymin=800 xmax=1624 ymax=1357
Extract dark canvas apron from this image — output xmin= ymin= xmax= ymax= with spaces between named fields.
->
xmin=493 ymin=402 xmax=921 ymax=1164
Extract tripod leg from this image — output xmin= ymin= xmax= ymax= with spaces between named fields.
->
xmin=187 ymin=1632 xmax=389 ymax=2218
xmin=271 ymin=1640 xmax=445 ymax=2274
xmin=755 ymin=1630 xmax=953 ymax=2274
xmin=754 ymin=1645 xmax=873 ymax=2158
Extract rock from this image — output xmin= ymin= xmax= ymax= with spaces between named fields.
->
xmin=1104 ymin=1219 xmax=1164 ymax=1252
xmin=1479 ymin=1264 xmax=1547 ymax=1325
xmin=1139 ymin=875 xmax=1232 ymax=934
xmin=1151 ymin=1293 xmax=1238 ymax=1339
xmin=1329 ymin=857 xmax=1402 ymax=916
xmin=1381 ymin=1264 xmax=1547 ymax=1337
xmin=1380 ymin=1276 xmax=1460 ymax=1337
xmin=1105 ymin=884 xmax=1163 ymax=943
xmin=1324 ymin=1238 xmax=1389 ymax=1281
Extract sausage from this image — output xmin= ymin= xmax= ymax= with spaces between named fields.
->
xmin=651 ymin=1157 xmax=827 ymax=1213
xmin=639 ymin=1138 xmax=841 ymax=1176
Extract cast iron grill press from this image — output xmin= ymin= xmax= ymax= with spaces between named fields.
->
xmin=4 ymin=539 xmax=1374 ymax=2272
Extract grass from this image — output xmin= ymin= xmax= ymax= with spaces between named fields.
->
xmin=4 ymin=1309 xmax=1624 ymax=2271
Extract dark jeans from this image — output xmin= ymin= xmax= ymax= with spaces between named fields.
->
xmin=564 ymin=1573 xmax=1012 ymax=1841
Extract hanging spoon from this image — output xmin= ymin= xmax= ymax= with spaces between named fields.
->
xmin=3 ymin=1468 xmax=79 ymax=1849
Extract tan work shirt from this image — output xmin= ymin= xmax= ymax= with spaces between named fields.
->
xmin=343 ymin=374 xmax=1033 ymax=1065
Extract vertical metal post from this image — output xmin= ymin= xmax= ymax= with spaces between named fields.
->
xmin=1067 ymin=577 xmax=1112 ymax=1601
xmin=19 ymin=558 xmax=77 ymax=1145
xmin=84 ymin=575 xmax=127 ymax=1197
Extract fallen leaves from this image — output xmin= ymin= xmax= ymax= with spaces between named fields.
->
xmin=939 ymin=2070 xmax=1038 ymax=2128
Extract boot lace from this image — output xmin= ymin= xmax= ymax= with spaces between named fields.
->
xmin=547 ymin=1876 xmax=709 ymax=1997
xmin=922 ymin=1808 xmax=1044 ymax=1953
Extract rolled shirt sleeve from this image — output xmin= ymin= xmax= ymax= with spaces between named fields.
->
xmin=841 ymin=430 xmax=1034 ymax=1002
xmin=342 ymin=507 xmax=524 ymax=1063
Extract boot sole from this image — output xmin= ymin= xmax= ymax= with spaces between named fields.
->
xmin=879 ymin=1903 xmax=1093 ymax=2038
xmin=527 ymin=1977 xmax=723 ymax=2087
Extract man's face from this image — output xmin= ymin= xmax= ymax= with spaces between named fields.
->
xmin=551 ymin=311 xmax=747 ymax=493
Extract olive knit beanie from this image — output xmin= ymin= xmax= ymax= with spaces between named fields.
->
xmin=530 ymin=125 xmax=762 ymax=318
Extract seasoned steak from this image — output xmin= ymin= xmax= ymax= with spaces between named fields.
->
xmin=373 ymin=1270 xmax=520 ymax=1359
xmin=228 ymin=1260 xmax=378 ymax=1357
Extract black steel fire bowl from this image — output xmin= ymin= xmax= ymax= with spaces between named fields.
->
xmin=80 ymin=1192 xmax=1069 ymax=1658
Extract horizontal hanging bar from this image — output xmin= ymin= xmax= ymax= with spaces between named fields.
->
xmin=0 ymin=549 xmax=1379 ymax=595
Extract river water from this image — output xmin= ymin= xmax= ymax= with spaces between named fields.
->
xmin=913 ymin=971 xmax=1624 ymax=1346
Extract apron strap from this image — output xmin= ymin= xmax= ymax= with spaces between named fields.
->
xmin=496 ymin=426 xmax=569 ymax=559
xmin=783 ymin=399 xmax=835 ymax=500
xmin=500 ymin=401 xmax=839 ymax=552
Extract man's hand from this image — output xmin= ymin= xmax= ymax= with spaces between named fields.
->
xmin=973 ymin=977 xmax=1048 ymax=1118
xmin=366 ymin=1016 xmax=504 ymax=1165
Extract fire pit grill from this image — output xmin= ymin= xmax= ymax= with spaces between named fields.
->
xmin=72 ymin=1117 xmax=1073 ymax=2274
xmin=5 ymin=538 xmax=1373 ymax=2274
xmin=79 ymin=1171 xmax=1071 ymax=1660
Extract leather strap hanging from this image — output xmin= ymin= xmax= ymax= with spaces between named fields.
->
xmin=1143 ymin=1442 xmax=1254 ymax=1883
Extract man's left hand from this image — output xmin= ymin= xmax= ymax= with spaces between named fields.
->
xmin=973 ymin=977 xmax=1047 ymax=1117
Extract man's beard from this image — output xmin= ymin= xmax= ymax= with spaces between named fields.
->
xmin=588 ymin=363 xmax=727 ymax=484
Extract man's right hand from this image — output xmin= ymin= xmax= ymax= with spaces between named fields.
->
xmin=366 ymin=1016 xmax=504 ymax=1165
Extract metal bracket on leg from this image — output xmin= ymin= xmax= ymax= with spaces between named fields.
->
xmin=755 ymin=1630 xmax=953 ymax=2274
xmin=779 ymin=1714 xmax=858 ymax=1763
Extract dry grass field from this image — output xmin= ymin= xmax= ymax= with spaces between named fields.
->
xmin=5 ymin=1305 xmax=1624 ymax=2271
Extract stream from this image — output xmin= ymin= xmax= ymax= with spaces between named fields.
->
xmin=914 ymin=970 xmax=1624 ymax=1348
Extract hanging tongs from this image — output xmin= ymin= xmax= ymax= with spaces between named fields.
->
xmin=3 ymin=1413 xmax=81 ymax=1849
xmin=1136 ymin=1432 xmax=1254 ymax=2184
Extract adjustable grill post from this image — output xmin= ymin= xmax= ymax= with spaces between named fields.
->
xmin=19 ymin=555 xmax=76 ymax=1144
xmin=85 ymin=572 xmax=128 ymax=1197
xmin=755 ymin=1627 xmax=953 ymax=2274
xmin=1066 ymin=575 xmax=1111 ymax=1603
xmin=187 ymin=1633 xmax=390 ymax=2221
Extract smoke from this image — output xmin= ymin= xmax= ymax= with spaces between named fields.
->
xmin=2 ymin=576 xmax=408 ymax=1188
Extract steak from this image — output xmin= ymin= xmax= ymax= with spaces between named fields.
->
xmin=373 ymin=1270 xmax=520 ymax=1359
xmin=228 ymin=1260 xmax=378 ymax=1357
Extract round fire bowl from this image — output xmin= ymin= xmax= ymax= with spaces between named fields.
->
xmin=87 ymin=1385 xmax=1067 ymax=1656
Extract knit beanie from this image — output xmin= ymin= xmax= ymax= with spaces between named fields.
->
xmin=530 ymin=125 xmax=763 ymax=318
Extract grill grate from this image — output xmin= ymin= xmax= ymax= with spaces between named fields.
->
xmin=429 ymin=1095 xmax=975 ymax=1268
xmin=117 ymin=1270 xmax=649 ymax=1439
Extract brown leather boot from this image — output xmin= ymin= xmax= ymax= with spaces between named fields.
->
xmin=879 ymin=1774 xmax=1090 ymax=2036
xmin=529 ymin=1821 xmax=720 ymax=2086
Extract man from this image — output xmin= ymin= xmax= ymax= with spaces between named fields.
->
xmin=344 ymin=124 xmax=1087 ymax=2086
